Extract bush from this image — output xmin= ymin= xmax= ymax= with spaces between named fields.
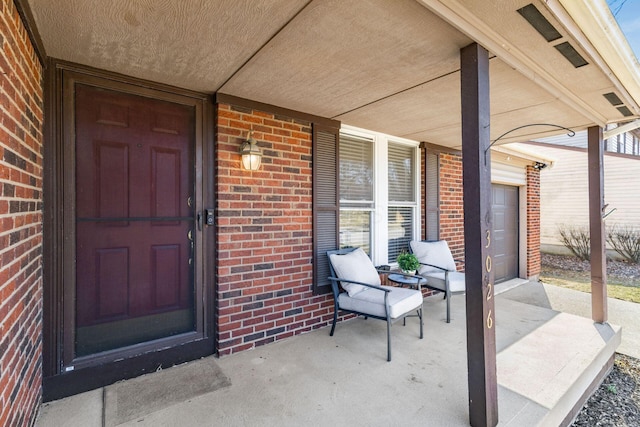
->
xmin=557 ymin=224 xmax=591 ymax=261
xmin=607 ymin=225 xmax=640 ymax=264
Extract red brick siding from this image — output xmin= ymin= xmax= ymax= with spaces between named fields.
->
xmin=0 ymin=2 xmax=44 ymax=426
xmin=526 ymin=165 xmax=541 ymax=277
xmin=422 ymin=150 xmax=541 ymax=279
xmin=438 ymin=153 xmax=465 ymax=265
xmin=215 ymin=103 xmax=334 ymax=356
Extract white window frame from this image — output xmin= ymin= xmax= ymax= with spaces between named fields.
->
xmin=340 ymin=125 xmax=421 ymax=266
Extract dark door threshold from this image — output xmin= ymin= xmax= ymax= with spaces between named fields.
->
xmin=42 ymin=338 xmax=214 ymax=402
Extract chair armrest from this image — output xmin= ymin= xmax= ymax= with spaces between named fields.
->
xmin=327 ymin=277 xmax=390 ymax=293
xmin=418 ymin=262 xmax=454 ymax=272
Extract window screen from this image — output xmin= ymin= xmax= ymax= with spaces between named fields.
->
xmin=339 ymin=134 xmax=373 ymax=207
xmin=388 ymin=142 xmax=416 ymax=262
xmin=339 ymin=133 xmax=374 ymax=255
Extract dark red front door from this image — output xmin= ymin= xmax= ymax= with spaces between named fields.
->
xmin=74 ymin=84 xmax=196 ymax=357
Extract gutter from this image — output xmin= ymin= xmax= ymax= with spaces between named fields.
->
xmin=491 ymin=143 xmax=556 ymax=169
xmin=416 ymin=0 xmax=608 ymax=126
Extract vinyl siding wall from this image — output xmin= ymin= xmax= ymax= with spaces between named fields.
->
xmin=530 ymin=143 xmax=640 ymax=250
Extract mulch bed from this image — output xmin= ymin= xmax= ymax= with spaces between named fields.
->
xmin=572 ymin=354 xmax=640 ymax=426
xmin=541 ymin=254 xmax=640 ymax=426
xmin=542 ymin=253 xmax=640 ymax=280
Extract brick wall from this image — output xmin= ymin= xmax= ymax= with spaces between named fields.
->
xmin=215 ymin=103 xmax=334 ymax=356
xmin=0 ymin=1 xmax=44 ymax=426
xmin=526 ymin=165 xmax=541 ymax=278
xmin=437 ymin=153 xmax=465 ymax=264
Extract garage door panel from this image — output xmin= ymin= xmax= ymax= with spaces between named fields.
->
xmin=492 ymin=184 xmax=519 ymax=283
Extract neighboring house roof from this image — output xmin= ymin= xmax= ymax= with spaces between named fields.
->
xmin=28 ymin=0 xmax=640 ymax=147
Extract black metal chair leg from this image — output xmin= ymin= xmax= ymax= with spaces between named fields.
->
xmin=445 ymin=290 xmax=451 ymax=323
xmin=330 ymin=305 xmax=338 ymax=336
xmin=386 ymin=319 xmax=391 ymax=362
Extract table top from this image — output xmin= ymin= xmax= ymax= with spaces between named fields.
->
xmin=388 ymin=273 xmax=427 ymax=286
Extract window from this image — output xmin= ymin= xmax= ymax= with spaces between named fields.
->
xmin=338 ymin=126 xmax=419 ymax=266
xmin=339 ymin=133 xmax=373 ymax=254
xmin=387 ymin=143 xmax=415 ymax=261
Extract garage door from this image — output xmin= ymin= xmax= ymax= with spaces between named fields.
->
xmin=492 ymin=184 xmax=519 ymax=283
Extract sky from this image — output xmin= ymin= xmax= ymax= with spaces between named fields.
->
xmin=607 ymin=0 xmax=640 ymax=59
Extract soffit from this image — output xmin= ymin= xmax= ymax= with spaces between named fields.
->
xmin=27 ymin=0 xmax=309 ymax=92
xmin=26 ymin=0 xmax=638 ymax=148
xmin=337 ymin=59 xmax=592 ymax=147
xmin=218 ymin=0 xmax=471 ymax=118
xmin=449 ymin=0 xmax=634 ymax=122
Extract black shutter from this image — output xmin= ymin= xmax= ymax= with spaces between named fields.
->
xmin=426 ymin=150 xmax=440 ymax=240
xmin=313 ymin=124 xmax=340 ymax=294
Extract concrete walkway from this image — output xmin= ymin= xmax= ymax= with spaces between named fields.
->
xmin=35 ymin=280 xmax=628 ymax=427
xmin=500 ymin=281 xmax=640 ymax=359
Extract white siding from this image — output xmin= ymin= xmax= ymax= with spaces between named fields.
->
xmin=532 ymin=144 xmax=640 ymax=247
xmin=603 ymin=154 xmax=640 ymax=227
xmin=535 ymin=128 xmax=640 ymax=155
xmin=492 ymin=162 xmax=526 ymax=186
xmin=535 ymin=131 xmax=588 ymax=149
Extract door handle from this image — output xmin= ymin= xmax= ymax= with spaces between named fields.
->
xmin=197 ymin=212 xmax=202 ymax=231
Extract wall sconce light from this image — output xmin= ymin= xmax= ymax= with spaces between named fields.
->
xmin=239 ymin=131 xmax=262 ymax=171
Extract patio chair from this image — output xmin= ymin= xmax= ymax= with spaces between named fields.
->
xmin=327 ymin=247 xmax=424 ymax=361
xmin=410 ymin=240 xmax=465 ymax=323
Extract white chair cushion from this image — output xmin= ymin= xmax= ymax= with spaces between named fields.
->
xmin=410 ymin=240 xmax=457 ymax=275
xmin=421 ymin=271 xmax=465 ymax=293
xmin=338 ymin=286 xmax=423 ymax=319
xmin=329 ymin=248 xmax=381 ymax=296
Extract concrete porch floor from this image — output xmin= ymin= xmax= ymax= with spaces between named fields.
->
xmin=36 ymin=281 xmax=622 ymax=427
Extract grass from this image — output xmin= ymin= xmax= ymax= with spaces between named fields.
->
xmin=540 ymin=267 xmax=640 ymax=304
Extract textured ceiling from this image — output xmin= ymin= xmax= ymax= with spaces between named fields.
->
xmin=27 ymin=0 xmax=639 ymax=147
xmin=28 ymin=0 xmax=309 ymax=92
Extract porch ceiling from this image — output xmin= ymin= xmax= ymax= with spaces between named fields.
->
xmin=28 ymin=0 xmax=640 ymax=148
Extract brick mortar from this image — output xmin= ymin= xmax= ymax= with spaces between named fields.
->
xmin=0 ymin=2 xmax=44 ymax=426
xmin=525 ymin=165 xmax=542 ymax=277
xmin=438 ymin=152 xmax=465 ymax=263
xmin=215 ymin=102 xmax=332 ymax=356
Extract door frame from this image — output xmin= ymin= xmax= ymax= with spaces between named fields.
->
xmin=42 ymin=59 xmax=215 ymax=400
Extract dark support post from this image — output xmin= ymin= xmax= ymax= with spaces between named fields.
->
xmin=588 ymin=126 xmax=607 ymax=323
xmin=461 ymin=43 xmax=498 ymax=427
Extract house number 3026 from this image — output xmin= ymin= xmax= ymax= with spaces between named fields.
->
xmin=485 ymin=229 xmax=493 ymax=329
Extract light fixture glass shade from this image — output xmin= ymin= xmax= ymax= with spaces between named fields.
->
xmin=240 ymin=137 xmax=262 ymax=171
